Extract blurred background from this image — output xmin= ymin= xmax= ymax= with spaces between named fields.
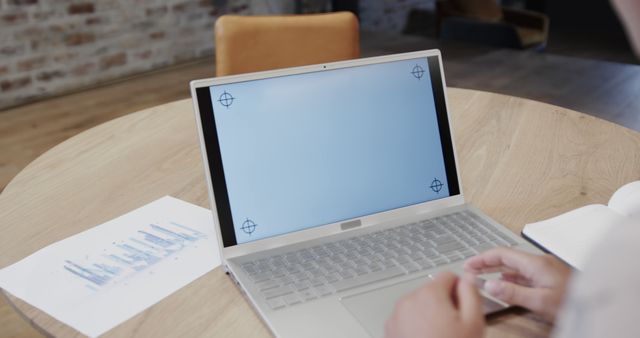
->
xmin=1 ymin=0 xmax=639 ymax=337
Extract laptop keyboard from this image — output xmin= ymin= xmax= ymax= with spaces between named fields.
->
xmin=239 ymin=211 xmax=517 ymax=310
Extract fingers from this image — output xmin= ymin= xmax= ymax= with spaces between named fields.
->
xmin=456 ymin=274 xmax=484 ymax=325
xmin=500 ymin=272 xmax=532 ymax=286
xmin=385 ymin=271 xmax=487 ymax=338
xmin=429 ymin=271 xmax=458 ymax=299
xmin=385 ymin=271 xmax=458 ymax=336
xmin=484 ymin=279 xmax=544 ymax=312
xmin=431 ymin=272 xmax=484 ymax=324
xmin=463 ymin=247 xmax=544 ymax=280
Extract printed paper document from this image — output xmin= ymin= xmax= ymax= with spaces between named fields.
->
xmin=0 ymin=196 xmax=221 ymax=337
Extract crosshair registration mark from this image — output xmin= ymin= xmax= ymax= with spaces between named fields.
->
xmin=411 ymin=64 xmax=425 ymax=80
xmin=241 ymin=218 xmax=257 ymax=235
xmin=218 ymin=91 xmax=235 ymax=108
xmin=430 ymin=178 xmax=443 ymax=193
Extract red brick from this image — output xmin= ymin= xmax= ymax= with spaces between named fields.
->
xmin=229 ymin=4 xmax=249 ymax=13
xmin=0 ymin=45 xmax=25 ymax=57
xmin=172 ymin=3 xmax=188 ymax=12
xmin=8 ymin=0 xmax=38 ymax=5
xmin=135 ymin=50 xmax=152 ymax=59
xmin=173 ymin=50 xmax=195 ymax=63
xmin=146 ymin=6 xmax=167 ymax=18
xmin=86 ymin=16 xmax=102 ymax=25
xmin=18 ymin=27 xmax=44 ymax=38
xmin=2 ymin=11 xmax=28 ymax=25
xmin=53 ymin=51 xmax=78 ymax=62
xmin=1 ymin=76 xmax=31 ymax=92
xmin=99 ymin=53 xmax=127 ymax=70
xmin=36 ymin=70 xmax=65 ymax=81
xmin=68 ymin=3 xmax=94 ymax=15
xmin=49 ymin=24 xmax=66 ymax=33
xmin=132 ymin=21 xmax=155 ymax=31
xmin=149 ymin=31 xmax=165 ymax=40
xmin=70 ymin=63 xmax=96 ymax=76
xmin=17 ymin=56 xmax=47 ymax=71
xmin=179 ymin=27 xmax=195 ymax=36
xmin=64 ymin=32 xmax=95 ymax=46
xmin=0 ymin=66 xmax=8 ymax=76
xmin=32 ymin=10 xmax=55 ymax=20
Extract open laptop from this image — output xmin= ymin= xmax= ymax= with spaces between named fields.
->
xmin=190 ymin=50 xmax=540 ymax=337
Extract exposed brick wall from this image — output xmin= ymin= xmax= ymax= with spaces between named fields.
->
xmin=0 ymin=0 xmax=443 ymax=109
xmin=0 ymin=0 xmax=254 ymax=109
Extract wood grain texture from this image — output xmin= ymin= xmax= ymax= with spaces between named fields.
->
xmin=1 ymin=88 xmax=639 ymax=337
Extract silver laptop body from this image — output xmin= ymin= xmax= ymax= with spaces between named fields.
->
xmin=190 ymin=50 xmax=540 ymax=338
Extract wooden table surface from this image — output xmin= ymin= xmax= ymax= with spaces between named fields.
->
xmin=1 ymin=88 xmax=639 ymax=338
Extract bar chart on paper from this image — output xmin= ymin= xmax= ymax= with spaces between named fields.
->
xmin=0 ymin=196 xmax=221 ymax=337
xmin=63 ymin=221 xmax=208 ymax=290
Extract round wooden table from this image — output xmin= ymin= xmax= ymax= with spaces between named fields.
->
xmin=1 ymin=88 xmax=639 ymax=337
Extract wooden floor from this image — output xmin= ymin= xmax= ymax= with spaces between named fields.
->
xmin=1 ymin=31 xmax=639 ymax=338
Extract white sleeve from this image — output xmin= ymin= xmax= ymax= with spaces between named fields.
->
xmin=552 ymin=218 xmax=640 ymax=338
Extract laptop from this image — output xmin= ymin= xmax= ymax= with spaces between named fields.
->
xmin=190 ymin=50 xmax=540 ymax=337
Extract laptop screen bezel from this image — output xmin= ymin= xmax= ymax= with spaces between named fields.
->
xmin=191 ymin=50 xmax=463 ymax=252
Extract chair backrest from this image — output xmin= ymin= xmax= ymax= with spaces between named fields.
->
xmin=214 ymin=12 xmax=360 ymax=77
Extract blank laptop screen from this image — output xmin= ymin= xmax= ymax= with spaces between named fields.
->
xmin=196 ymin=55 xmax=459 ymax=246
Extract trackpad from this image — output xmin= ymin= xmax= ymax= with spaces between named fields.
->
xmin=340 ymin=276 xmax=508 ymax=338
xmin=340 ymin=277 xmax=429 ymax=338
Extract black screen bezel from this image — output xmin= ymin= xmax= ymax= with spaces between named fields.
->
xmin=196 ymin=55 xmax=460 ymax=247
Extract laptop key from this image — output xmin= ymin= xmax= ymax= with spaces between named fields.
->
xmin=400 ymin=262 xmax=420 ymax=273
xmin=471 ymin=242 xmax=497 ymax=253
xmin=294 ymin=280 xmax=311 ymax=291
xmin=324 ymin=272 xmax=340 ymax=283
xmin=338 ymin=269 xmax=356 ymax=279
xmin=498 ymin=233 xmax=518 ymax=246
xmin=436 ymin=241 xmax=465 ymax=254
xmin=290 ymin=271 xmax=308 ymax=281
xmin=366 ymin=262 xmax=382 ymax=272
xmin=459 ymin=248 xmax=476 ymax=258
xmin=414 ymin=258 xmax=434 ymax=269
xmin=313 ymin=284 xmax=334 ymax=296
xmin=354 ymin=266 xmax=369 ymax=276
xmin=250 ymin=272 xmax=272 ymax=283
xmin=282 ymin=293 xmax=301 ymax=306
xmin=263 ymin=285 xmax=294 ymax=299
xmin=432 ymin=257 xmax=448 ymax=266
xmin=243 ymin=210 xmax=516 ymax=308
xmin=445 ymin=253 xmax=463 ymax=263
xmin=297 ymin=289 xmax=317 ymax=301
xmin=267 ymin=297 xmax=286 ymax=310
xmin=308 ymin=278 xmax=325 ymax=287
xmin=381 ymin=259 xmax=396 ymax=269
xmin=331 ymin=266 xmax=404 ymax=292
xmin=257 ymin=279 xmax=280 ymax=291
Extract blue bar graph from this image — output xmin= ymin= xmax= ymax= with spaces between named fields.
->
xmin=63 ymin=221 xmax=208 ymax=288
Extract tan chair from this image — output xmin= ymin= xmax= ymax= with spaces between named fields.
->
xmin=214 ymin=12 xmax=360 ymax=77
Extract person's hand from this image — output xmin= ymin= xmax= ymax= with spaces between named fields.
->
xmin=385 ymin=271 xmax=485 ymax=338
xmin=464 ymin=247 xmax=571 ymax=321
